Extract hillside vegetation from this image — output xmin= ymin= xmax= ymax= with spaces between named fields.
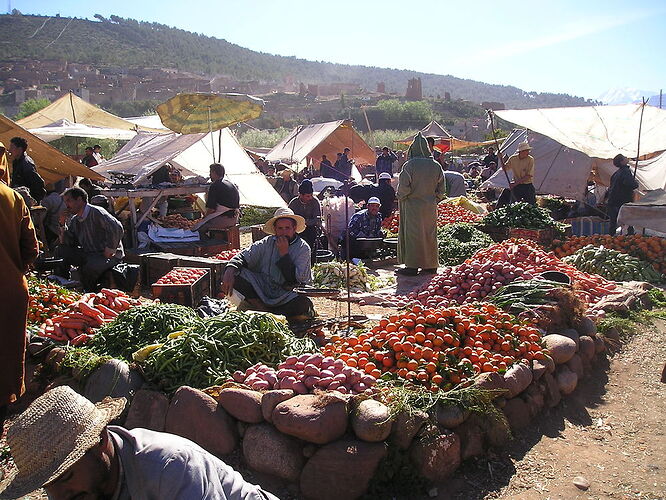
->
xmin=0 ymin=13 xmax=595 ymax=109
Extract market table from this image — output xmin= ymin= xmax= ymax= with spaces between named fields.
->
xmin=618 ymin=189 xmax=666 ymax=234
xmin=99 ymin=185 xmax=209 ymax=248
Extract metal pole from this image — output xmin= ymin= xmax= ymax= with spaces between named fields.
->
xmin=487 ymin=109 xmax=515 ymax=202
xmin=633 ymin=98 xmax=647 ymax=180
xmin=343 ymin=180 xmax=351 ymax=334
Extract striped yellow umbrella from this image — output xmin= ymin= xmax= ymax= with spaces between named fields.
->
xmin=156 ymin=92 xmax=264 ymax=135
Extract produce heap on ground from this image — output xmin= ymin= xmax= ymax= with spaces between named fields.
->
xmin=22 ymin=196 xmax=666 ymax=498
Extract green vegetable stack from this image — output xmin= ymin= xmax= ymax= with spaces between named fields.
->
xmin=482 ymin=202 xmax=558 ymax=230
xmin=437 ymin=223 xmax=494 ymax=266
xmin=90 ymin=304 xmax=201 ymax=360
xmin=488 ymin=279 xmax=567 ymax=313
xmin=562 ymin=244 xmax=663 ymax=283
xmin=141 ymin=311 xmax=317 ymax=392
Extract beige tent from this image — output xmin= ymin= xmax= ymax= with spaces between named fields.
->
xmin=0 ymin=114 xmax=104 ymax=185
xmin=17 ymin=91 xmax=164 ymax=133
xmin=396 ymin=120 xmax=487 ymax=151
xmin=265 ymin=120 xmax=376 ymax=167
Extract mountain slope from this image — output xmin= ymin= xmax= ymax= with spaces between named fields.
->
xmin=0 ymin=13 xmax=594 ymax=109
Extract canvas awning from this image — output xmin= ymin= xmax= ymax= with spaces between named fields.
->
xmin=480 ymin=129 xmax=666 ymax=200
xmin=0 ymin=114 xmax=104 ymax=185
xmin=396 ymin=120 xmax=487 ymax=151
xmin=495 ymin=104 xmax=666 ymax=159
xmin=17 ymin=91 xmax=165 ymax=133
xmin=28 ymin=118 xmax=138 ymax=142
xmin=265 ymin=120 xmax=376 ymax=166
xmin=93 ymin=129 xmax=285 ymax=207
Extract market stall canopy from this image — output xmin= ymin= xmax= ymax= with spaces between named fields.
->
xmin=395 ymin=120 xmax=487 ymax=151
xmin=265 ymin=120 xmax=376 ymax=167
xmin=480 ymin=129 xmax=666 ymax=200
xmin=0 ymin=113 xmax=104 ymax=184
xmin=125 ymin=115 xmax=169 ymax=131
xmin=156 ymin=93 xmax=264 ymax=134
xmin=28 ymin=119 xmax=138 ymax=142
xmin=16 ymin=91 xmax=165 ymax=133
xmin=495 ymin=104 xmax=666 ymax=158
xmin=93 ymin=129 xmax=285 ymax=207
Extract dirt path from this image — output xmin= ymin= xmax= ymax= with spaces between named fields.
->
xmin=441 ymin=318 xmax=666 ymax=500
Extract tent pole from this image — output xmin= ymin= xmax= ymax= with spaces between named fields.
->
xmin=487 ymin=109 xmax=514 ymax=202
xmin=218 ymin=129 xmax=222 ymax=163
xmin=632 ymin=98 xmax=647 ymax=180
xmin=343 ymin=179 xmax=351 ymax=334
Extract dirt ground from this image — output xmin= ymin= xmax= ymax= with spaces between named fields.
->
xmin=439 ymin=318 xmax=666 ymax=500
xmin=4 ymin=294 xmax=665 ymax=500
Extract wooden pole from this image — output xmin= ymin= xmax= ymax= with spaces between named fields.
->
xmin=486 ymin=109 xmax=514 ymax=202
xmin=633 ymin=98 xmax=647 ymax=180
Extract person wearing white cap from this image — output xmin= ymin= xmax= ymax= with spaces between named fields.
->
xmin=373 ymin=172 xmax=396 ymax=219
xmin=341 ymin=196 xmax=384 ymax=259
xmin=0 ymin=386 xmax=278 ymax=500
xmin=221 ymin=207 xmax=314 ymax=320
xmin=499 ymin=141 xmax=537 ymax=207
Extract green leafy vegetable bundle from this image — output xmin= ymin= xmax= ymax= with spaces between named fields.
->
xmin=482 ymin=202 xmax=557 ymax=230
xmin=437 ymin=223 xmax=494 ymax=266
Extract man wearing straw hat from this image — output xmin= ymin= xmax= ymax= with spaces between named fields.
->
xmin=221 ymin=207 xmax=314 ymax=320
xmin=0 ymin=386 xmax=277 ymax=499
xmin=500 ymin=141 xmax=537 ymax=206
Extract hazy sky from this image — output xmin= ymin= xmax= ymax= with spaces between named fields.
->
xmin=12 ymin=0 xmax=666 ymax=100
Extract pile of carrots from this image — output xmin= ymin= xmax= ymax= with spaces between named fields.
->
xmin=28 ymin=279 xmax=79 ymax=325
xmin=321 ymin=303 xmax=547 ymax=392
xmin=552 ymin=234 xmax=666 ymax=275
xmin=36 ymin=288 xmax=141 ymax=345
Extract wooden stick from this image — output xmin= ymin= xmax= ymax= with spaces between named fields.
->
xmin=487 ymin=109 xmax=515 ymax=202
xmin=633 ymin=98 xmax=647 ymax=180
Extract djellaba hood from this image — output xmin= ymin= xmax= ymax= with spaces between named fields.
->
xmin=407 ymin=132 xmax=432 ymax=159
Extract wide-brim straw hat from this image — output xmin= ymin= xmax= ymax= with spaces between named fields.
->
xmin=0 ymin=386 xmax=126 ymax=499
xmin=262 ymin=207 xmax=306 ymax=235
xmin=517 ymin=141 xmax=532 ymax=152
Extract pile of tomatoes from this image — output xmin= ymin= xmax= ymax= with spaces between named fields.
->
xmin=212 ymin=249 xmax=241 ymax=261
xmin=155 ymin=267 xmax=208 ymax=285
xmin=381 ymin=202 xmax=481 ymax=235
xmin=322 ymin=303 xmax=547 ymax=392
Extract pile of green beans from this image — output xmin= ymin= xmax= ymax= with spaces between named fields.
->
xmin=90 ymin=304 xmax=201 ymax=360
xmin=142 ymin=311 xmax=317 ymax=393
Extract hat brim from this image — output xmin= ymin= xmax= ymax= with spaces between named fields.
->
xmin=0 ymin=397 xmax=126 ymax=499
xmin=262 ymin=214 xmax=306 ymax=235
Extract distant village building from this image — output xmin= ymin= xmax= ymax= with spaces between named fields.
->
xmin=377 ymin=82 xmax=385 ymax=94
xmin=482 ymin=101 xmax=505 ymax=111
xmin=444 ymin=92 xmax=451 ymax=101
xmin=405 ymin=77 xmax=422 ymax=100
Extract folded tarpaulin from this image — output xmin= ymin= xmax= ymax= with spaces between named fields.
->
xmin=148 ymin=224 xmax=200 ymax=243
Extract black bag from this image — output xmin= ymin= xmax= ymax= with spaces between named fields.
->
xmin=110 ymin=263 xmax=141 ymax=293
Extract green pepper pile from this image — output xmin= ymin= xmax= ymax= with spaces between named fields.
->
xmin=142 ymin=311 xmax=317 ymax=392
xmin=482 ymin=202 xmax=558 ymax=230
xmin=562 ymin=245 xmax=663 ymax=283
xmin=437 ymin=223 xmax=494 ymax=266
xmin=90 ymin=304 xmax=201 ymax=360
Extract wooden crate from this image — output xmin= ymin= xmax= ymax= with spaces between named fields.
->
xmin=142 ymin=253 xmax=182 ymax=286
xmin=207 ymin=225 xmax=241 ymax=249
xmin=151 ymin=267 xmax=211 ymax=307
xmin=509 ymin=227 xmax=557 ymax=247
xmin=251 ymin=224 xmax=268 ymax=242
xmin=177 ymin=256 xmax=227 ymax=295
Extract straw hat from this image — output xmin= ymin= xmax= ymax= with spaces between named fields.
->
xmin=262 ymin=207 xmax=306 ymax=235
xmin=517 ymin=141 xmax=532 ymax=152
xmin=0 ymin=386 xmax=126 ymax=499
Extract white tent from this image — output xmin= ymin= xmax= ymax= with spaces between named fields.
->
xmin=28 ymin=118 xmax=138 ymax=142
xmin=481 ymin=129 xmax=666 ymax=200
xmin=125 ymin=115 xmax=169 ymax=131
xmin=495 ymin=103 xmax=666 ymax=158
xmin=93 ymin=129 xmax=285 ymax=207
